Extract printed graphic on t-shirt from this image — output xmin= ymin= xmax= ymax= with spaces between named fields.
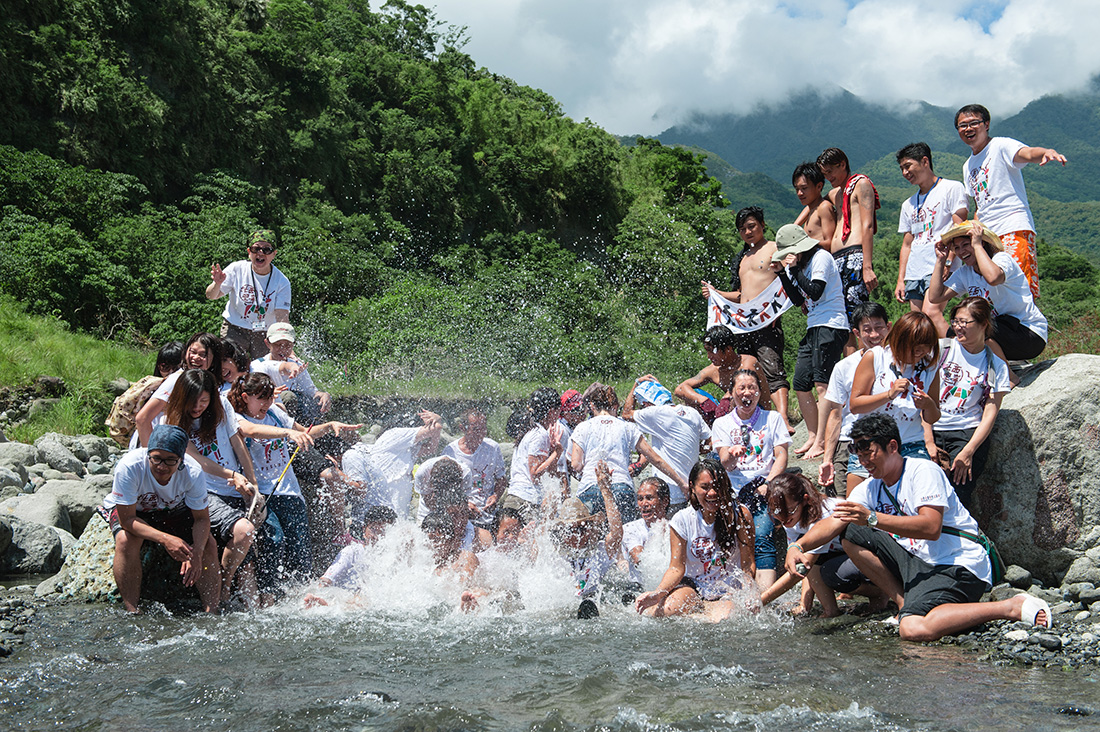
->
xmin=193 ymin=436 xmax=223 ymax=462
xmin=968 ymin=164 xmax=991 ymax=203
xmin=691 ymin=536 xmax=723 ymax=573
xmin=240 ymin=284 xmax=271 ymax=318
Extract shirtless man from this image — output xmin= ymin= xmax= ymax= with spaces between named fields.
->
xmin=793 ymin=162 xmax=836 ymax=244
xmin=699 ymin=206 xmax=792 ymax=432
xmin=675 ymin=326 xmax=772 ymax=426
xmin=817 ymin=149 xmax=880 ymax=352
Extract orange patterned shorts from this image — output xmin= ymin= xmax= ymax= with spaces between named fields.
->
xmin=1001 ymin=230 xmax=1039 ymax=299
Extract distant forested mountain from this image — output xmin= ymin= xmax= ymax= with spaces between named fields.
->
xmin=656 ymin=85 xmax=1100 ymax=262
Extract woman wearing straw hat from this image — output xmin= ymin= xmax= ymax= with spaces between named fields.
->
xmin=927 ymin=220 xmax=1047 ymax=381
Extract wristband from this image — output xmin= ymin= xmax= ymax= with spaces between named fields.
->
xmin=788 ymin=543 xmax=803 ymax=553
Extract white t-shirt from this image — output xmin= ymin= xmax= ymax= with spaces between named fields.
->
xmin=251 ymin=355 xmax=319 ymax=400
xmin=189 ymin=396 xmax=243 ymax=496
xmin=799 ymin=248 xmax=849 ymax=331
xmin=711 ymin=408 xmax=791 ymax=487
xmin=631 ymin=404 xmax=710 ymax=504
xmin=935 ymin=340 xmax=1011 ymax=431
xmin=104 ymin=449 xmax=208 ymax=512
xmin=864 ymin=346 xmax=938 ymax=446
xmin=570 ymin=415 xmax=641 ymax=489
xmin=622 ymin=517 xmax=665 ymax=557
xmin=151 ymin=369 xmax=184 ymax=404
xmin=218 ymin=260 xmax=292 ymax=331
xmin=943 ymin=252 xmax=1048 ymax=340
xmin=507 ymin=424 xmax=552 ymax=505
xmin=442 ymin=438 xmax=506 ymax=511
xmin=848 ymin=458 xmax=992 ymax=585
xmin=898 ymin=178 xmax=969 ymax=281
xmin=322 ymin=542 xmax=370 ymax=590
xmin=823 ymin=350 xmax=863 ymax=442
xmin=556 ymin=419 xmax=573 ymax=474
xmin=964 ymin=137 xmax=1035 ymax=236
xmin=669 ymin=506 xmax=745 ymax=600
xmin=414 ymin=456 xmax=473 ymax=522
xmin=241 ymin=409 xmax=302 ymax=497
xmin=341 ymin=427 xmax=424 ymax=518
xmin=783 ymin=497 xmax=844 ymax=555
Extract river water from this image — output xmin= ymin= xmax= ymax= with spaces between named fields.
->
xmin=2 ymin=526 xmax=1098 ymax=731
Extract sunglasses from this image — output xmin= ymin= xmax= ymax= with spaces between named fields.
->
xmin=249 ymin=245 xmax=275 ymax=254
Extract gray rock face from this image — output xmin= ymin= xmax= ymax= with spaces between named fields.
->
xmin=1004 ymin=564 xmax=1033 ymax=589
xmin=0 ymin=443 xmax=41 ymax=474
xmin=33 ymin=437 xmax=85 ymax=477
xmin=0 ymin=493 xmax=72 ymax=534
xmin=974 ymin=355 xmax=1100 ymax=582
xmin=1062 ymin=556 xmax=1100 ymax=586
xmin=1 ymin=516 xmax=63 ymax=575
xmin=0 ymin=467 xmax=22 ymax=491
xmin=36 ymin=479 xmax=103 ymax=537
xmin=0 ymin=517 xmax=11 ymax=555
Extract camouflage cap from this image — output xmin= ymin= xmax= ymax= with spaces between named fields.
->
xmin=249 ymin=229 xmax=276 ymax=248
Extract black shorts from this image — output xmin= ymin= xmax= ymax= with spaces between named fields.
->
xmin=841 ymin=523 xmax=989 ymax=619
xmin=793 ymin=326 xmax=849 ymax=391
xmin=833 ymin=245 xmax=870 ymax=322
xmin=207 ymin=493 xmax=258 ymax=545
xmin=100 ymin=504 xmax=194 ymax=543
xmin=992 ymin=315 xmax=1046 ymax=361
xmin=733 ymin=320 xmax=789 ymax=393
xmin=932 ymin=428 xmax=990 ymax=509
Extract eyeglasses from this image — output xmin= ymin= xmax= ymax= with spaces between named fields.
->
xmin=149 ymin=455 xmax=181 ymax=468
xmin=950 ymin=318 xmax=976 ymax=328
xmin=956 ymin=120 xmax=985 ymax=130
xmin=249 ymin=245 xmax=275 ymax=254
xmin=851 ymin=438 xmax=875 ymax=454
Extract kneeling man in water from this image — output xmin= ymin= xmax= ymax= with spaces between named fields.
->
xmin=785 ymin=413 xmax=1050 ymax=641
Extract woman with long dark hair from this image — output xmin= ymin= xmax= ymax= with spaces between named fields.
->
xmin=634 ymin=457 xmax=755 ymax=619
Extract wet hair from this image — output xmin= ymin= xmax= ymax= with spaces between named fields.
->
xmin=362 ymin=505 xmax=398 ymax=526
xmin=816 ymin=147 xmax=850 ymax=171
xmin=955 ymin=104 xmax=991 ymax=128
xmin=421 ymin=511 xmax=455 ymax=538
xmin=735 ymin=206 xmax=765 ymax=230
xmin=896 ymin=142 xmax=933 ymax=172
xmin=227 ymin=372 xmax=276 ymax=415
xmin=884 ymin=312 xmax=940 ymax=369
xmin=220 ymin=338 xmax=251 ymax=375
xmin=165 ymin=369 xmax=223 ymax=446
xmin=766 ymin=473 xmax=823 ymax=529
xmin=850 ymin=301 xmax=889 ymax=330
xmin=154 ymin=341 xmax=184 ymax=377
xmin=429 ymin=459 xmax=466 ymax=509
xmin=951 ymin=296 xmax=995 ymax=340
xmin=183 ymin=332 xmax=223 ymax=386
xmin=732 ymin=368 xmax=762 ymax=392
xmin=791 ymin=162 xmax=824 ymax=188
xmin=638 ymin=477 xmax=671 ymax=509
xmin=507 ymin=387 xmax=560 ymax=445
xmin=849 ymin=413 xmax=901 ymax=454
xmin=687 ymin=458 xmax=746 ymax=560
xmin=704 ymin=325 xmax=737 ymax=352
xmin=459 ymin=409 xmax=485 ymax=429
xmin=584 ymin=382 xmax=619 ymax=413
xmin=493 ymin=506 xmax=526 ymax=535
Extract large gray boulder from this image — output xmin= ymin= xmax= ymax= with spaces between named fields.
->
xmin=1 ymin=515 xmax=63 ymax=575
xmin=0 ymin=493 xmax=72 ymax=534
xmin=0 ymin=466 xmax=23 ymax=491
xmin=36 ymin=479 xmax=103 ymax=537
xmin=33 ymin=436 xmax=85 ymax=477
xmin=974 ymin=355 xmax=1100 ymax=583
xmin=0 ymin=516 xmax=11 ymax=555
xmin=0 ymin=442 xmax=40 ymax=479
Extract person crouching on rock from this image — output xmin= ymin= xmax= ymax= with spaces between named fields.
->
xmin=99 ymin=425 xmax=221 ymax=613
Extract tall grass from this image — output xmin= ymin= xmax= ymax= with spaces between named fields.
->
xmin=0 ymin=297 xmax=150 ymax=442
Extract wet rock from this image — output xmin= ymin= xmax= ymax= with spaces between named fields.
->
xmin=1063 ymin=582 xmax=1095 ymax=601
xmin=35 ymin=480 xmax=102 ymax=537
xmin=1029 ymin=587 xmax=1063 ymax=605
xmin=1052 ymin=601 xmax=1077 ymax=616
xmin=50 ymin=526 xmax=77 ymax=562
xmin=1004 ymin=564 xmax=1032 ymax=588
xmin=0 ymin=493 xmax=71 ymax=533
xmin=0 ymin=516 xmax=63 ymax=575
xmin=1036 ymin=633 xmax=1063 ymax=651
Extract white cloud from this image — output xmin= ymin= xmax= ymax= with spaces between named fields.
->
xmin=433 ymin=0 xmax=1100 ymax=134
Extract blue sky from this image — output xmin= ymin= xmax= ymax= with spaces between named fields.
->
xmin=436 ymin=0 xmax=1100 ymax=135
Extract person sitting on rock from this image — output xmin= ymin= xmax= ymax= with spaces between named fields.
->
xmin=99 ymin=425 xmax=221 ymax=613
xmin=785 ymin=412 xmax=1051 ymax=641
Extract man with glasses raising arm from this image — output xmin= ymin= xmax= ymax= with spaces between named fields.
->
xmin=207 ymin=228 xmax=292 ymax=359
